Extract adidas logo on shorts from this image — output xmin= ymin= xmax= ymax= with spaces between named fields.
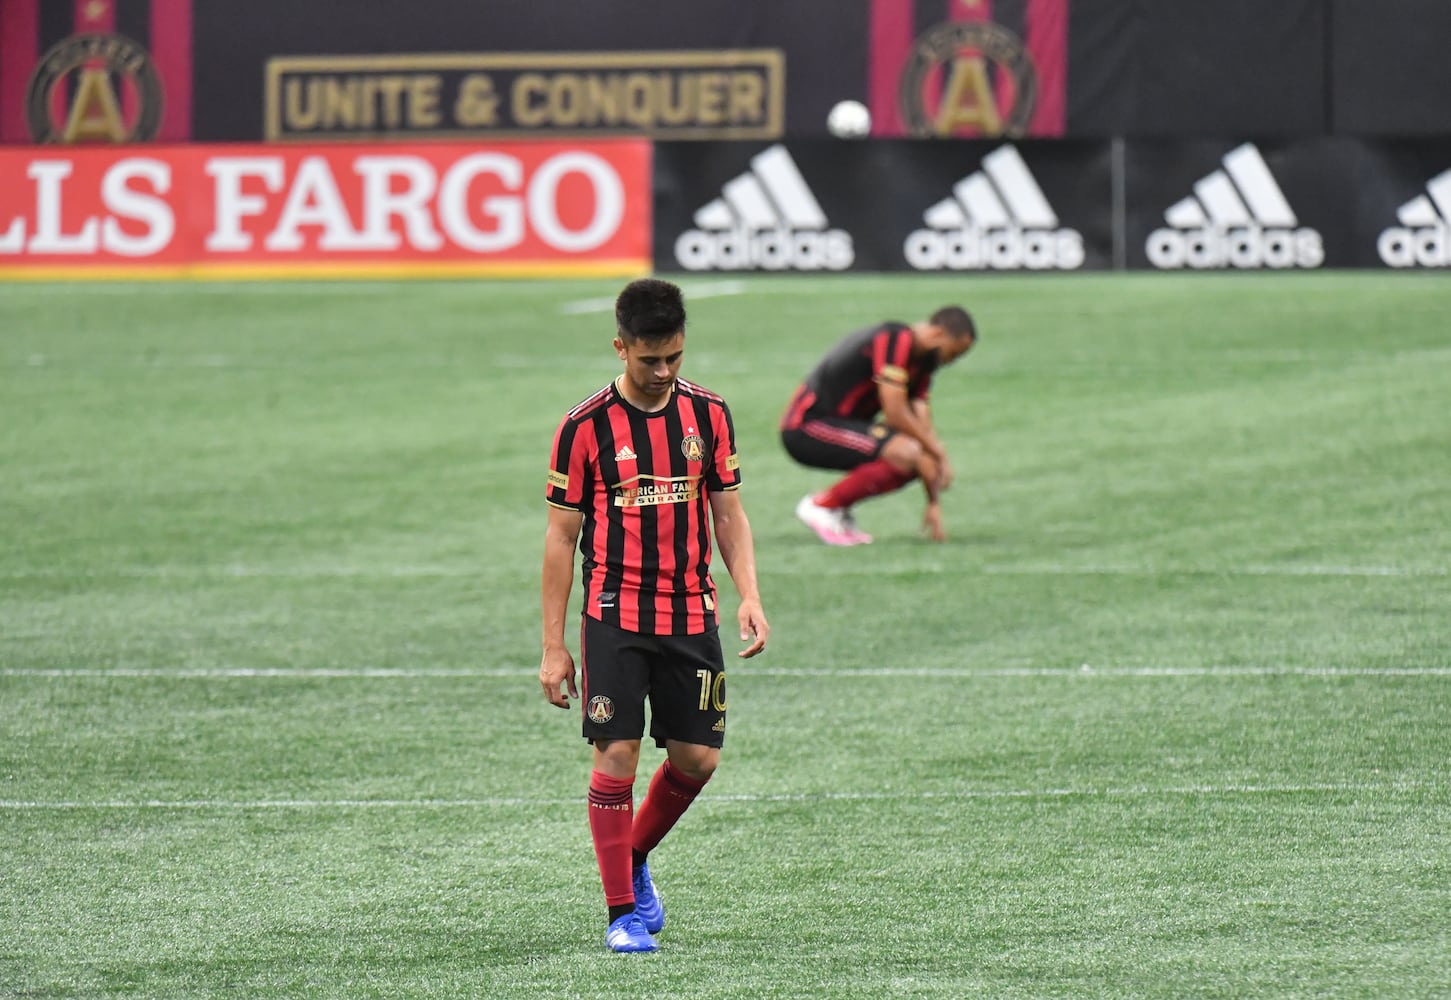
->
xmin=1377 ymin=168 xmax=1451 ymax=268
xmin=673 ymin=145 xmax=854 ymax=272
xmin=904 ymin=145 xmax=1084 ymax=271
xmin=1146 ymin=143 xmax=1324 ymax=270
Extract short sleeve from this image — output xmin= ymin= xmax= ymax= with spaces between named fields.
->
xmin=546 ymin=416 xmax=591 ymax=509
xmin=705 ymin=400 xmax=741 ymax=492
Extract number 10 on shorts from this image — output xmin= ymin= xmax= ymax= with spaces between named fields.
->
xmin=696 ymin=670 xmax=727 ymax=711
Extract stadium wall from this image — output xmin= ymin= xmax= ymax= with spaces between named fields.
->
xmin=2 ymin=1 xmax=1448 ymax=277
xmin=3 ymin=0 xmax=1451 ymax=145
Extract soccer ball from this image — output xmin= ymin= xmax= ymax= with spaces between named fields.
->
xmin=826 ymin=100 xmax=872 ymax=139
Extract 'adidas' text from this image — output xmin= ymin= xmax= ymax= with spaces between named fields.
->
xmin=1146 ymin=143 xmax=1323 ymax=270
xmin=905 ymin=145 xmax=1084 ymax=271
xmin=673 ymin=145 xmax=854 ymax=272
xmin=1377 ymin=168 xmax=1451 ymax=268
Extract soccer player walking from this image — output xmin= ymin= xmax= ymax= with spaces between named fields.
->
xmin=780 ymin=306 xmax=978 ymax=545
xmin=541 ymin=278 xmax=770 ymax=953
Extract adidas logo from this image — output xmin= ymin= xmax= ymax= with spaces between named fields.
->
xmin=1146 ymin=143 xmax=1324 ymax=270
xmin=614 ymin=445 xmax=637 ymax=462
xmin=1377 ymin=168 xmax=1451 ymax=268
xmin=905 ymin=145 xmax=1084 ymax=271
xmin=711 ymin=717 xmax=726 ymax=733
xmin=673 ymin=145 xmax=854 ymax=272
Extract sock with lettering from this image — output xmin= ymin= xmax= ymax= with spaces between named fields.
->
xmin=588 ymin=770 xmax=636 ymax=918
xmin=631 ymin=760 xmax=710 ymax=865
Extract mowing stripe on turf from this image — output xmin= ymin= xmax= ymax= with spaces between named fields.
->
xmin=2 ymin=562 xmax=1446 ymax=579
xmin=2 ymin=666 xmax=1447 ymax=679
xmin=0 ymin=781 xmax=1436 ymax=811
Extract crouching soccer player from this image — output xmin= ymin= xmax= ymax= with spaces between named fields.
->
xmin=779 ymin=306 xmax=977 ymax=545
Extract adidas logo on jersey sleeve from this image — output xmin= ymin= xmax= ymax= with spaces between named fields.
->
xmin=673 ymin=145 xmax=854 ymax=272
xmin=905 ymin=145 xmax=1084 ymax=271
xmin=1146 ymin=143 xmax=1324 ymax=270
xmin=1377 ymin=168 xmax=1451 ymax=268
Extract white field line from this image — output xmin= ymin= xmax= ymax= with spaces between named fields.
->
xmin=3 ymin=562 xmax=1446 ymax=580
xmin=2 ymin=666 xmax=1447 ymax=679
xmin=0 ymin=781 xmax=1435 ymax=811
xmin=560 ymin=280 xmax=746 ymax=315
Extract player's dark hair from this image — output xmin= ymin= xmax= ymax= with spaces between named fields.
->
xmin=616 ymin=278 xmax=687 ymax=344
xmin=930 ymin=305 xmax=977 ymax=341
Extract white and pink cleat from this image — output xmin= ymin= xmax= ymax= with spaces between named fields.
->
xmin=795 ymin=495 xmax=872 ymax=546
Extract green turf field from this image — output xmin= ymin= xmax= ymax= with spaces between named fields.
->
xmin=2 ymin=273 xmax=1448 ymax=998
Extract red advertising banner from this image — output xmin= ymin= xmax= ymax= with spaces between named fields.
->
xmin=0 ymin=139 xmax=652 ymax=278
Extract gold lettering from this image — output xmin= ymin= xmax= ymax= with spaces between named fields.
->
xmin=513 ymin=73 xmax=549 ymax=126
xmin=695 ymin=71 xmax=726 ymax=125
xmin=284 ymin=79 xmax=319 ymax=131
xmin=322 ymin=77 xmax=360 ymax=129
xmin=454 ymin=74 xmax=498 ymax=127
xmin=729 ymin=73 xmax=764 ymax=122
xmin=408 ymin=75 xmax=442 ymax=128
xmin=656 ymin=73 xmax=692 ymax=126
xmin=622 ymin=73 xmax=655 ymax=127
xmin=935 ymin=57 xmax=1002 ymax=136
xmin=585 ymin=74 xmax=620 ymax=125
xmin=549 ymin=74 xmax=583 ymax=126
xmin=61 ymin=68 xmax=127 ymax=143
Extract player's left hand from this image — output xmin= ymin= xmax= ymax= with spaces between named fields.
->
xmin=737 ymin=599 xmax=769 ymax=658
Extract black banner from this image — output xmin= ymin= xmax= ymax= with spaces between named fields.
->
xmin=654 ymin=137 xmax=1451 ymax=272
xmin=1124 ymin=139 xmax=1451 ymax=270
xmin=1330 ymin=0 xmax=1451 ymax=135
xmin=653 ymin=140 xmax=1112 ymax=272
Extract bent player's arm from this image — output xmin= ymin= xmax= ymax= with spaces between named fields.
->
xmin=709 ymin=490 xmax=769 ymax=657
xmin=878 ymin=381 xmax=945 ymax=460
xmin=541 ymin=505 xmax=583 ymax=653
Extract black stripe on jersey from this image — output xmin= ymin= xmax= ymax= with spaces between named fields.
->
xmin=684 ymin=396 xmax=713 ymax=604
xmin=662 ymin=398 xmax=694 ymax=628
xmin=591 ymin=407 xmax=625 ymax=630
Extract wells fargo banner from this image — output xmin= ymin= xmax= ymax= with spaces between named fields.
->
xmin=868 ymin=0 xmax=1068 ymax=138
xmin=0 ymin=0 xmax=193 ymax=143
xmin=0 ymin=139 xmax=651 ymax=279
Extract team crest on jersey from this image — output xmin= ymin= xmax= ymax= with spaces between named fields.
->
xmin=680 ymin=434 xmax=706 ymax=462
xmin=587 ymin=696 xmax=615 ymax=723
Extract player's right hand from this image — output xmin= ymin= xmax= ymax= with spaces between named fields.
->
xmin=540 ymin=648 xmax=578 ymax=709
xmin=922 ymin=502 xmax=947 ymax=543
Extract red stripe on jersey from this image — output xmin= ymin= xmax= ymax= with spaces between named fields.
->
xmin=677 ymin=376 xmax=724 ymax=404
xmin=803 ymin=420 xmax=880 ymax=454
xmin=605 ymin=402 xmax=643 ymax=633
xmin=780 ymin=385 xmax=815 ymax=431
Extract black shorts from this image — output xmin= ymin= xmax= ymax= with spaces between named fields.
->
xmin=579 ymin=615 xmax=728 ymax=748
xmin=781 ymin=417 xmax=892 ymax=471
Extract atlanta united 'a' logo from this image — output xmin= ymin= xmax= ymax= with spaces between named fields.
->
xmin=587 ymin=696 xmax=614 ymax=723
xmin=680 ymin=434 xmax=705 ymax=462
xmin=899 ymin=20 xmax=1037 ymax=138
xmin=26 ymin=33 xmax=164 ymax=143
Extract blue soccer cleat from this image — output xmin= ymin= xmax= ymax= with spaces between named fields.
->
xmin=632 ymin=862 xmax=666 ymax=934
xmin=605 ymin=912 xmax=658 ymax=953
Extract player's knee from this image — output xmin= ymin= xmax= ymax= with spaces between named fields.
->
xmin=668 ymin=744 xmax=719 ymax=782
xmin=881 ymin=435 xmax=921 ymax=473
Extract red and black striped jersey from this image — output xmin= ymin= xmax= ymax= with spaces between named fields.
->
xmin=547 ymin=377 xmax=742 ymax=636
xmin=780 ymin=322 xmax=939 ymax=429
